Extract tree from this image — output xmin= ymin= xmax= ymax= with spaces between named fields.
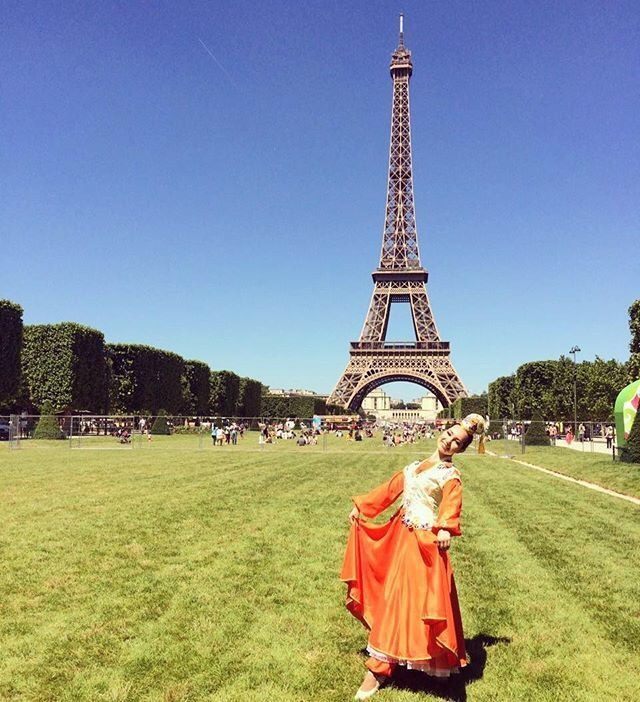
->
xmin=579 ymin=357 xmax=629 ymax=421
xmin=450 ymin=396 xmax=488 ymax=420
xmin=549 ymin=356 xmax=576 ymax=422
xmin=22 ymin=323 xmax=109 ymax=412
xmin=108 ymin=344 xmax=185 ymax=414
xmin=629 ymin=300 xmax=640 ymax=353
xmin=210 ymin=371 xmax=240 ymax=416
xmin=184 ymin=360 xmax=211 ymax=415
xmin=32 ymin=401 xmax=65 ymax=440
xmin=620 ymin=410 xmax=640 ymax=463
xmin=236 ymin=377 xmax=263 ymax=417
xmin=488 ymin=375 xmax=515 ymax=419
xmin=151 ymin=409 xmax=171 ymax=435
xmin=0 ymin=300 xmax=23 ymax=411
xmin=628 ymin=300 xmax=640 ymax=382
xmin=525 ymin=411 xmax=549 ymax=446
xmin=515 ymin=361 xmax=558 ymax=419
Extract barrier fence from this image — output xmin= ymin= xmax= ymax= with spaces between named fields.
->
xmin=484 ymin=419 xmax=618 ymax=460
xmin=2 ymin=415 xmax=367 ymax=452
xmin=1 ymin=415 xmax=619 ymax=459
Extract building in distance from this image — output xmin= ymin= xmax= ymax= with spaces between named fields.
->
xmin=362 ymin=388 xmax=441 ymax=422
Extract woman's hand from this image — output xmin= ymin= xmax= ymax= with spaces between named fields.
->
xmin=348 ymin=506 xmax=360 ymax=524
xmin=436 ymin=529 xmax=451 ymax=550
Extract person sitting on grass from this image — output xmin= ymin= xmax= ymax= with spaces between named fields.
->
xmin=118 ymin=429 xmax=131 ymax=444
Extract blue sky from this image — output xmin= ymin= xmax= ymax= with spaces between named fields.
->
xmin=2 ymin=1 xmax=638 ymax=399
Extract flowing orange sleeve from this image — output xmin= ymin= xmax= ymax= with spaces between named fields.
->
xmin=432 ymin=478 xmax=462 ymax=536
xmin=352 ymin=471 xmax=404 ymax=519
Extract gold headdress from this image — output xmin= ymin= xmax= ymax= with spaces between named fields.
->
xmin=460 ymin=413 xmax=486 ymax=436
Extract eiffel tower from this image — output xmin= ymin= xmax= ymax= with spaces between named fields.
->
xmin=328 ymin=16 xmax=467 ymax=411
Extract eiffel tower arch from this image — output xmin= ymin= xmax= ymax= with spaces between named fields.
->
xmin=328 ymin=17 xmax=467 ymax=412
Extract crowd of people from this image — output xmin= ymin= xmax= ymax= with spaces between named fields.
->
xmin=257 ymin=419 xmax=320 ymax=446
xmin=210 ymin=422 xmax=246 ymax=446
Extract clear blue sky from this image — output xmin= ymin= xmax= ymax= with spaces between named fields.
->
xmin=2 ymin=1 xmax=638 ymax=399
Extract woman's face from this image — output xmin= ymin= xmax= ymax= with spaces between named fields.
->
xmin=438 ymin=425 xmax=471 ymax=457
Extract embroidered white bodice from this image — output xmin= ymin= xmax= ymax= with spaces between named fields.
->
xmin=401 ymin=460 xmax=461 ymax=530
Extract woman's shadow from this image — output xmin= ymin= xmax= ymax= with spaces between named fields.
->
xmin=366 ymin=634 xmax=510 ymax=701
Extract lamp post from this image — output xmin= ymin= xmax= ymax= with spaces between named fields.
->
xmin=569 ymin=345 xmax=581 ymax=434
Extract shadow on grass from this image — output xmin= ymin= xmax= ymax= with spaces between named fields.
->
xmin=365 ymin=634 xmax=510 ymax=701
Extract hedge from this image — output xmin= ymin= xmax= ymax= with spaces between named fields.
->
xmin=108 ymin=344 xmax=185 ymax=414
xmin=237 ymin=377 xmax=263 ymax=417
xmin=184 ymin=360 xmax=211 ymax=415
xmin=450 ymin=396 xmax=488 ymax=420
xmin=525 ymin=412 xmax=550 ymax=446
xmin=488 ymin=375 xmax=515 ymax=419
xmin=210 ymin=370 xmax=241 ymax=416
xmin=22 ymin=323 xmax=109 ymax=412
xmin=32 ymin=401 xmax=65 ymax=440
xmin=620 ymin=410 xmax=640 ymax=463
xmin=260 ymin=395 xmax=327 ymax=419
xmin=0 ymin=300 xmax=23 ymax=410
xmin=151 ymin=409 xmax=171 ymax=435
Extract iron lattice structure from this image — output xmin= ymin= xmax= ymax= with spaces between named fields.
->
xmin=328 ymin=20 xmax=467 ymax=411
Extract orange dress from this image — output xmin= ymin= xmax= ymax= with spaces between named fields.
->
xmin=340 ymin=460 xmax=467 ymax=677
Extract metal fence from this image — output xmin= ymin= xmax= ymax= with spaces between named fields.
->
xmin=485 ymin=419 xmax=618 ymax=460
xmin=2 ymin=414 xmax=373 ymax=452
xmin=1 ymin=414 xmax=619 ymax=459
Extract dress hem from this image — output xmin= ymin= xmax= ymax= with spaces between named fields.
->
xmin=366 ymin=645 xmax=466 ymax=677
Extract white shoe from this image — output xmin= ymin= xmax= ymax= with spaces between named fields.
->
xmin=354 ymin=679 xmax=380 ymax=700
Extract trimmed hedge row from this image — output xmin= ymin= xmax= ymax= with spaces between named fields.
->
xmin=260 ymin=395 xmax=327 ymax=419
xmin=210 ymin=370 xmax=241 ymax=416
xmin=184 ymin=360 xmax=211 ymax=415
xmin=0 ymin=300 xmax=23 ymax=410
xmin=487 ymin=375 xmax=515 ymax=420
xmin=450 ymin=396 xmax=488 ymax=420
xmin=237 ymin=377 xmax=264 ymax=417
xmin=22 ymin=323 xmax=109 ymax=412
xmin=108 ymin=344 xmax=185 ymax=414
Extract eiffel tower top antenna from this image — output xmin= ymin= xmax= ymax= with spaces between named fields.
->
xmin=399 ymin=13 xmax=404 ymax=46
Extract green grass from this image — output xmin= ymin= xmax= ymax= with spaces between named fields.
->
xmin=1 ymin=436 xmax=639 ymax=701
xmin=489 ymin=439 xmax=640 ymax=498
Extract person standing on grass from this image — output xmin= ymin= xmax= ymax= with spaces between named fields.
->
xmin=605 ymin=425 xmax=614 ymax=449
xmin=341 ymin=414 xmax=485 ymax=700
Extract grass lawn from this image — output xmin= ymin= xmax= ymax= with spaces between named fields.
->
xmin=488 ymin=438 xmax=640 ymax=498
xmin=1 ymin=435 xmax=639 ymax=701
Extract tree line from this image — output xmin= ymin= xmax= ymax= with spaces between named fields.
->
xmin=487 ymin=300 xmax=640 ymax=421
xmin=0 ymin=300 xmax=264 ymax=416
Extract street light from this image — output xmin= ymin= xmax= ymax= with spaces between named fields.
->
xmin=569 ymin=345 xmax=581 ymax=434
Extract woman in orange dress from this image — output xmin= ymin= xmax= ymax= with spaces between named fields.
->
xmin=340 ymin=414 xmax=484 ymax=700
